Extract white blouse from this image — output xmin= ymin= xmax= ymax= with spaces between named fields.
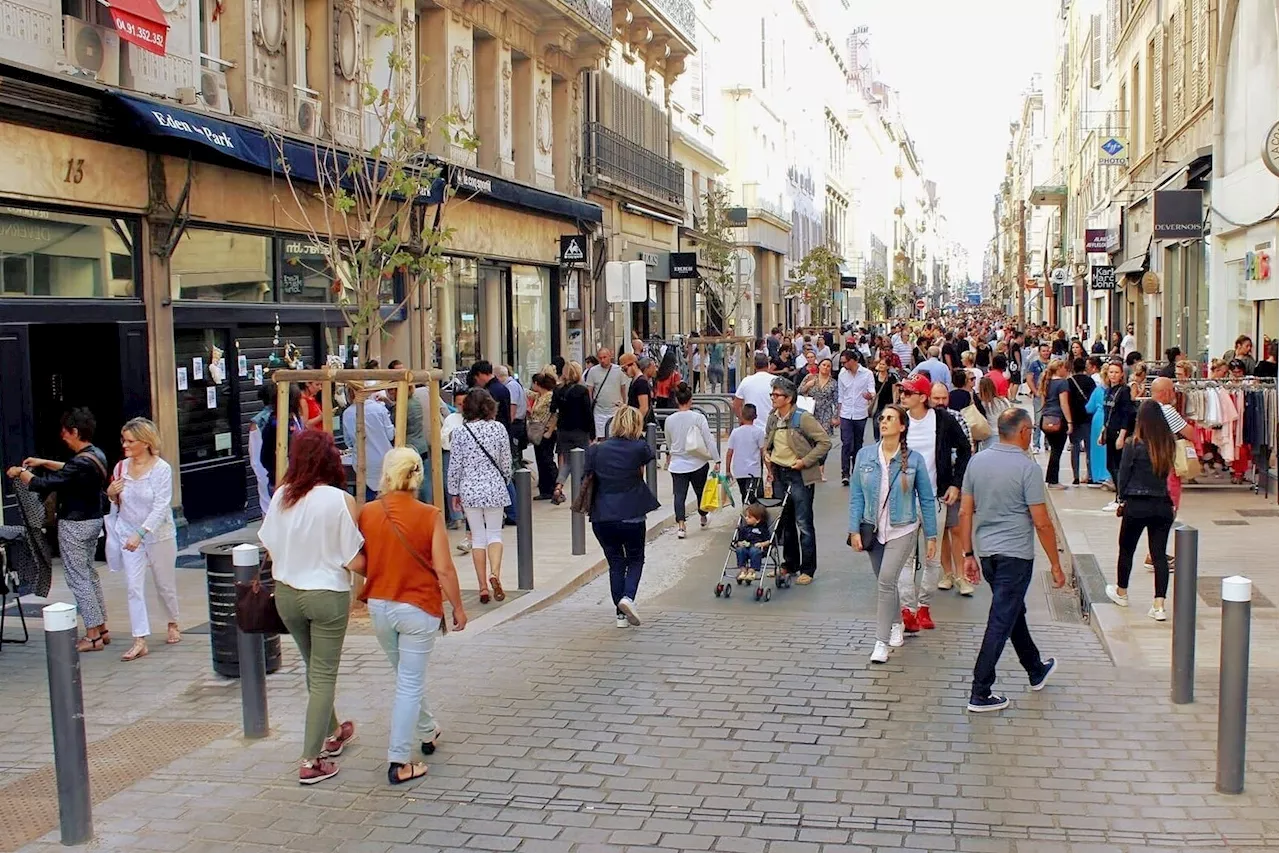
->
xmin=113 ymin=457 xmax=175 ymax=542
xmin=258 ymin=485 xmax=364 ymax=592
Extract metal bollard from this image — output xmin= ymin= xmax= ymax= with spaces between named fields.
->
xmin=569 ymin=447 xmax=586 ymax=556
xmin=645 ymin=423 xmax=659 ymax=497
xmin=1216 ymin=575 xmax=1252 ymax=795
xmin=233 ymin=543 xmax=269 ymax=739
xmin=43 ymin=602 xmax=92 ymax=845
xmin=1171 ymin=524 xmax=1199 ymax=704
xmin=514 ymin=468 xmax=534 ymax=590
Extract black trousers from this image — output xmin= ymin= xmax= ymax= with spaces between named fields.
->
xmin=671 ymin=464 xmax=710 ymax=523
xmin=1068 ymin=423 xmax=1091 ymax=482
xmin=533 ymin=437 xmax=558 ymax=497
xmin=1117 ymin=500 xmax=1175 ymax=598
xmin=1044 ymin=427 xmax=1069 ymax=484
xmin=1104 ymin=429 xmax=1124 ymax=486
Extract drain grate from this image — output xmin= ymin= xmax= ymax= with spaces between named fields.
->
xmin=1235 ymin=508 xmax=1278 ymax=518
xmin=1198 ymin=576 xmax=1276 ymax=609
xmin=1212 ymin=519 xmax=1250 ymax=526
xmin=0 ymin=720 xmax=232 ymax=852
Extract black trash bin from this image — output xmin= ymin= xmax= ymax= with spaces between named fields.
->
xmin=202 ymin=541 xmax=282 ymax=678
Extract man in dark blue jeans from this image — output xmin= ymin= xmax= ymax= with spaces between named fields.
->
xmin=957 ymin=408 xmax=1067 ymax=712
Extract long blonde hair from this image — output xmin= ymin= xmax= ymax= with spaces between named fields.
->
xmin=561 ymin=360 xmax=583 ymax=385
xmin=1039 ymin=359 xmax=1065 ymax=399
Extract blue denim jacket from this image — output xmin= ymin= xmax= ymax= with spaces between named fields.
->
xmin=847 ymin=444 xmax=939 ymax=539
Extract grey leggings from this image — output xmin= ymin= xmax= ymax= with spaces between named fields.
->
xmin=868 ymin=533 xmax=916 ymax=644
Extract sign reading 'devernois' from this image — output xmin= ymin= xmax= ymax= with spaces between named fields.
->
xmin=669 ymin=252 xmax=697 ymax=279
xmin=1090 ymin=265 xmax=1117 ymax=291
xmin=559 ymin=235 xmax=586 ymax=265
xmin=1153 ymin=189 xmax=1204 ymax=239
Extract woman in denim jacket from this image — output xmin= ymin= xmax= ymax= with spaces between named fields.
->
xmin=848 ymin=403 xmax=938 ymax=664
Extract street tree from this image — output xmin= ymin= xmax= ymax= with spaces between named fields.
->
xmin=786 ymin=245 xmax=842 ymax=326
xmin=696 ymin=182 xmax=742 ymax=336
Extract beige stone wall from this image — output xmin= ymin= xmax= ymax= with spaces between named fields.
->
xmin=0 ymin=125 xmax=149 ymax=211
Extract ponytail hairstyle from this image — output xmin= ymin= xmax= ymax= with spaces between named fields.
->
xmin=1039 ymin=359 xmax=1064 ymax=399
xmin=880 ymin=403 xmax=912 ymax=493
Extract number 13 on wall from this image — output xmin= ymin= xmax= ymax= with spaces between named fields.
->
xmin=63 ymin=159 xmax=85 ymax=184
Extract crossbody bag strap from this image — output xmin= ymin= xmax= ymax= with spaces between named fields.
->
xmin=462 ymin=422 xmax=509 ymax=483
xmin=591 ymin=364 xmax=615 ymax=412
xmin=76 ymin=450 xmax=108 ymax=485
xmin=378 ymin=498 xmax=434 ymax=575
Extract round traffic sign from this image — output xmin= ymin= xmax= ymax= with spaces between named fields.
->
xmin=915 ymin=298 xmax=926 ymax=311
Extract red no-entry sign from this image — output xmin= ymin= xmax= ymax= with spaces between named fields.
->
xmin=915 ymin=298 xmax=926 ymax=311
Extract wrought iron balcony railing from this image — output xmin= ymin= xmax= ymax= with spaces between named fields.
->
xmin=644 ymin=0 xmax=696 ymax=43
xmin=558 ymin=0 xmax=612 ymax=38
xmin=583 ymin=122 xmax=685 ymax=209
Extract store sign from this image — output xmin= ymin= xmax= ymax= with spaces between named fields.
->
xmin=1245 ymin=251 xmax=1271 ymax=281
xmin=1099 ymin=136 xmax=1129 ymax=167
xmin=840 ymin=274 xmax=858 ymax=289
xmin=1153 ymin=189 xmax=1203 ymax=239
xmin=1090 ymin=265 xmax=1117 ymax=291
xmin=559 ymin=234 xmax=585 ymax=265
xmin=670 ymin=251 xmax=697 ymax=278
xmin=1084 ymin=229 xmax=1108 ymax=252
xmin=1264 ymin=122 xmax=1279 ymax=177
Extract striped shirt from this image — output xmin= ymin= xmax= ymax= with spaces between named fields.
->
xmin=1160 ymin=403 xmax=1188 ymax=434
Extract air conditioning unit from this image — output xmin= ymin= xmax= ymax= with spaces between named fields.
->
xmin=198 ymin=68 xmax=231 ymax=115
xmin=294 ymin=92 xmax=322 ymax=136
xmin=63 ymin=16 xmax=120 ymax=86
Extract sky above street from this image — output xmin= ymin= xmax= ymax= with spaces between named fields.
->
xmin=855 ymin=0 xmax=1056 ymax=281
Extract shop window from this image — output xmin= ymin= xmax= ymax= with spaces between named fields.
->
xmin=279 ymin=238 xmax=336 ymax=303
xmin=171 ymin=229 xmax=272 ymax=301
xmin=452 ymin=258 xmax=480 ymax=373
xmin=511 ymin=265 xmax=549 ymax=382
xmin=0 ymin=206 xmax=137 ymax=298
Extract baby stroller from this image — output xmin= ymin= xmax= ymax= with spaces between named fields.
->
xmin=712 ymin=486 xmax=793 ymax=603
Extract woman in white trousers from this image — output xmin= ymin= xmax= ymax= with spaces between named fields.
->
xmin=107 ymin=417 xmax=180 ymax=661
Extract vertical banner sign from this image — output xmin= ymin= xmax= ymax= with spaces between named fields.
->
xmin=1091 ymin=265 xmax=1117 ymax=291
xmin=1153 ymin=190 xmax=1204 ymax=239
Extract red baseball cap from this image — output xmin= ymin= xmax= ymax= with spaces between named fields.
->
xmin=901 ymin=374 xmax=933 ymax=396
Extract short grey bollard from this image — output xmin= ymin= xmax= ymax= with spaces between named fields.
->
xmin=1171 ymin=524 xmax=1199 ymax=704
xmin=569 ymin=447 xmax=586 ymax=556
xmin=645 ymin=423 xmax=658 ymax=497
xmin=43 ymin=602 xmax=92 ymax=845
xmin=514 ymin=468 xmax=534 ymax=590
xmin=1216 ymin=575 xmax=1251 ymax=795
xmin=233 ymin=543 xmax=269 ymax=739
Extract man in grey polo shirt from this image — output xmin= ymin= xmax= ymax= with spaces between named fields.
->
xmin=957 ymin=407 xmax=1067 ymax=713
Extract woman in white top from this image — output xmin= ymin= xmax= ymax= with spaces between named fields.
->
xmin=105 ymin=417 xmax=179 ymax=661
xmin=662 ymin=382 xmax=719 ymax=539
xmin=446 ymin=388 xmax=513 ymax=604
xmin=258 ymin=430 xmax=366 ymax=786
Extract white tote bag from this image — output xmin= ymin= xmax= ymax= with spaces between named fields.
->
xmin=685 ymin=422 xmax=715 ymax=462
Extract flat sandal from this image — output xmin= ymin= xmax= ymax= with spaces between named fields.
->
xmin=490 ymin=576 xmax=506 ymax=602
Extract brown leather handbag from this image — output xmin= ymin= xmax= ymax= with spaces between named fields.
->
xmin=235 ymin=555 xmax=289 ymax=635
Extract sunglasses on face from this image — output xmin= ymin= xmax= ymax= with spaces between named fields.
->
xmin=900 ymin=389 xmax=920 ymax=397
xmin=877 ymin=415 xmax=898 ymax=424
xmin=770 ymin=391 xmax=788 ymax=398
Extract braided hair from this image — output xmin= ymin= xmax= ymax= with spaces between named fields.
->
xmin=881 ymin=403 xmax=912 ymax=493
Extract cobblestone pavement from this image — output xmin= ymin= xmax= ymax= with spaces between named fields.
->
xmin=2 ymin=478 xmax=1277 ymax=853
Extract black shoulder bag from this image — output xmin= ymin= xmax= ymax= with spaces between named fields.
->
xmin=462 ymin=422 xmax=510 ymax=484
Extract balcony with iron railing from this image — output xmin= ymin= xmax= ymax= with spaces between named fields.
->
xmin=583 ymin=121 xmax=684 ymax=211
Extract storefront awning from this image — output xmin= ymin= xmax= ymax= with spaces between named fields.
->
xmin=100 ymin=0 xmax=169 ymax=55
xmin=1114 ymin=256 xmax=1146 ymax=275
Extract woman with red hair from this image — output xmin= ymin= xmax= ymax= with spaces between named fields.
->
xmin=258 ymin=430 xmax=366 ymax=785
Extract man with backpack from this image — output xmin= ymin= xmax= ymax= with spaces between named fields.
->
xmin=763 ymin=378 xmax=832 ymax=585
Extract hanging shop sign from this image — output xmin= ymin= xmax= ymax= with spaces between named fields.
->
xmin=1090 ymin=265 xmax=1117 ymax=291
xmin=1099 ymin=136 xmax=1129 ymax=167
xmin=670 ymin=251 xmax=697 ymax=278
xmin=1245 ymin=250 xmax=1271 ymax=282
xmin=1084 ymin=229 xmax=1108 ymax=252
xmin=559 ymin=234 xmax=586 ymax=265
xmin=1264 ymin=123 xmax=1279 ymax=177
xmin=1153 ymin=189 xmax=1204 ymax=239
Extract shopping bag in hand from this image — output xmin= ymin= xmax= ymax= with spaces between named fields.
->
xmin=717 ymin=472 xmax=736 ymax=508
xmin=699 ymin=477 xmax=722 ymax=513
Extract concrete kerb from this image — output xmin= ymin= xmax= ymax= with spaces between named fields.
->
xmin=445 ymin=508 xmax=681 ymax=640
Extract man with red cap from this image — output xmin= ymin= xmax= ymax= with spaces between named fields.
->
xmin=892 ymin=374 xmax=971 ymax=633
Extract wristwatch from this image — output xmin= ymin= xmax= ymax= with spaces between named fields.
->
xmin=964 ymin=551 xmax=975 ymax=558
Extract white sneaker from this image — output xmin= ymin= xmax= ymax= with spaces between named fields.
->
xmin=888 ymin=623 xmax=905 ymax=648
xmin=1105 ymin=584 xmax=1129 ymax=607
xmin=956 ymin=577 xmax=976 ymax=596
xmin=618 ymin=597 xmax=641 ymax=626
xmin=937 ymin=575 xmax=954 ymax=591
xmin=870 ymin=642 xmax=890 ymax=664
xmin=677 ymin=528 xmax=687 ymax=539
xmin=615 ymin=614 xmax=628 ymax=629
xmin=1147 ymin=606 xmax=1167 ymax=622
xmin=1102 ymin=501 xmax=1119 ymax=512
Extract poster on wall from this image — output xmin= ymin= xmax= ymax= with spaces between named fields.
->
xmin=238 ymin=355 xmax=248 ymax=377
xmin=206 ymin=386 xmax=217 ymax=408
xmin=176 ymin=367 xmax=188 ymax=391
xmin=566 ymin=328 xmax=584 ymax=365
xmin=192 ymin=357 xmax=204 ymax=380
xmin=253 ymin=364 xmax=264 ymax=386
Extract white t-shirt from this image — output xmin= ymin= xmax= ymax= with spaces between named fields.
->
xmin=258 ymin=485 xmax=364 ymax=592
xmin=1121 ymin=334 xmax=1137 ymax=357
xmin=726 ymin=423 xmax=766 ymax=478
xmin=906 ymin=408 xmax=939 ymax=492
xmin=877 ymin=444 xmax=919 ymax=545
xmin=735 ymin=371 xmax=775 ymax=422
xmin=440 ymin=411 xmax=464 ymax=451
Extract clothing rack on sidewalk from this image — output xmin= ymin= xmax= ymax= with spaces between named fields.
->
xmin=1174 ymin=379 xmax=1276 ymax=499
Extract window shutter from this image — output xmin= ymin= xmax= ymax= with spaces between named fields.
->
xmin=1090 ymin=14 xmax=1103 ymax=88
xmin=1169 ymin=11 xmax=1184 ymax=128
xmin=1192 ymin=0 xmax=1207 ymax=106
xmin=1153 ymin=32 xmax=1164 ymax=140
xmin=1107 ymin=0 xmax=1119 ymax=57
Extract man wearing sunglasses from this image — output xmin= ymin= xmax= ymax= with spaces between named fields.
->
xmin=895 ymin=375 xmax=971 ymax=632
xmin=763 ymin=378 xmax=832 ymax=585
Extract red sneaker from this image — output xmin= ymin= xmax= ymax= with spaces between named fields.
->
xmin=299 ymin=758 xmax=339 ymax=785
xmin=321 ymin=721 xmax=356 ymax=757
xmin=901 ymin=608 xmax=920 ymax=634
xmin=917 ymin=605 xmax=935 ymax=630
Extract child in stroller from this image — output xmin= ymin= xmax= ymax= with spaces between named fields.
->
xmin=732 ymin=502 xmax=771 ymax=583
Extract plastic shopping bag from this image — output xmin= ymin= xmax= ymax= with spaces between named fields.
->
xmin=700 ymin=477 xmax=722 ymax=513
xmin=717 ymin=472 xmax=736 ymax=508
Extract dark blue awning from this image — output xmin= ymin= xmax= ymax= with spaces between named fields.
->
xmin=112 ymin=92 xmax=601 ymax=223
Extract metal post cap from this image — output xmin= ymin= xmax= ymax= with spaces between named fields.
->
xmin=1221 ymin=576 xmax=1252 ymax=603
xmin=232 ymin=543 xmax=262 ymax=567
xmin=43 ymin=602 xmax=78 ymax=632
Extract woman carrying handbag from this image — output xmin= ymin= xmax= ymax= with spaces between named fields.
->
xmin=848 ymin=403 xmax=938 ymax=665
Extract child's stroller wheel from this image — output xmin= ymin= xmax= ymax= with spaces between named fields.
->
xmin=764 ymin=589 xmax=772 ymax=602
xmin=715 ymin=583 xmax=724 ymax=597
xmin=754 ymin=587 xmax=763 ymax=601
xmin=723 ymin=585 xmax=731 ymax=598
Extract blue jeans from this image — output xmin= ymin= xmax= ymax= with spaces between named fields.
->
xmin=839 ymin=417 xmax=867 ymax=479
xmin=971 ymin=554 xmax=1049 ymax=701
xmin=591 ymin=520 xmax=646 ymax=613
xmin=773 ymin=467 xmax=817 ymax=576
xmin=367 ymin=599 xmax=441 ymax=764
xmin=736 ymin=545 xmax=764 ymax=570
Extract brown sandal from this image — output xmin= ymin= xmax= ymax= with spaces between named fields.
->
xmin=98 ymin=628 xmax=111 ymax=646
xmin=76 ymin=634 xmax=106 ymax=653
xmin=490 ymin=576 xmax=505 ymax=602
xmin=166 ymin=624 xmax=181 ymax=645
xmin=121 ymin=640 xmax=148 ymax=661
